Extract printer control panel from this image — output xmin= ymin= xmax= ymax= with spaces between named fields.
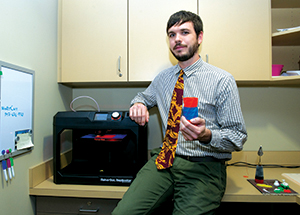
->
xmin=93 ymin=111 xmax=124 ymax=121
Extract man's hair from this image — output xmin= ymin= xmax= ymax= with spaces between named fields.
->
xmin=166 ymin=10 xmax=203 ymax=37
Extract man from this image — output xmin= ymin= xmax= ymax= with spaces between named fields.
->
xmin=112 ymin=10 xmax=247 ymax=215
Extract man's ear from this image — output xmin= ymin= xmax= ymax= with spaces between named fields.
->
xmin=198 ymin=31 xmax=204 ymax=45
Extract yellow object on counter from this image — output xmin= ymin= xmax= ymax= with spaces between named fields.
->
xmin=256 ymin=183 xmax=273 ymax=188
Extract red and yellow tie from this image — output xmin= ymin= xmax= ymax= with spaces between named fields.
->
xmin=155 ymin=70 xmax=184 ymax=170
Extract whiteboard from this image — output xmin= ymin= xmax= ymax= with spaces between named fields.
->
xmin=0 ymin=61 xmax=34 ymax=161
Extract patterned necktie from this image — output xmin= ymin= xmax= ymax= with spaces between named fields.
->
xmin=155 ymin=70 xmax=184 ymax=170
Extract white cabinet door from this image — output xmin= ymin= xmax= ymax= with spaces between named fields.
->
xmin=199 ymin=0 xmax=271 ymax=81
xmin=59 ymin=0 xmax=127 ymax=83
xmin=129 ymin=0 xmax=198 ymax=82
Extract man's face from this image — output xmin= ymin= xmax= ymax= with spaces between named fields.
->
xmin=168 ymin=21 xmax=203 ymax=62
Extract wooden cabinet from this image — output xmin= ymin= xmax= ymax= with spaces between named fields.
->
xmin=36 ymin=196 xmax=119 ymax=215
xmin=199 ymin=0 xmax=271 ymax=81
xmin=58 ymin=0 xmax=300 ymax=86
xmin=58 ymin=0 xmax=197 ymax=84
xmin=58 ymin=0 xmax=127 ymax=83
xmin=271 ymin=0 xmax=300 ymax=84
xmin=59 ymin=0 xmax=272 ymax=84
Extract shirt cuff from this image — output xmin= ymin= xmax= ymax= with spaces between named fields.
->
xmin=208 ymin=129 xmax=221 ymax=148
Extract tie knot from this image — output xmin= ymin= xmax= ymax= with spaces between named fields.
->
xmin=177 ymin=70 xmax=184 ymax=85
xmin=179 ymin=69 xmax=184 ymax=76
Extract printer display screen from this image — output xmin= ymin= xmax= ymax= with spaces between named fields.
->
xmin=93 ymin=113 xmax=108 ymax=121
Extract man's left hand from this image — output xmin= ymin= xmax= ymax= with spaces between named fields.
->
xmin=180 ymin=116 xmax=212 ymax=144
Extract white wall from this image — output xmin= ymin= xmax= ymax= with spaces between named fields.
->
xmin=73 ymin=86 xmax=300 ymax=152
xmin=0 ymin=1 xmax=71 ymax=215
xmin=239 ymin=87 xmax=300 ymax=151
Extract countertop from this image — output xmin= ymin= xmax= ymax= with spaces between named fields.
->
xmin=29 ymin=151 xmax=300 ymax=204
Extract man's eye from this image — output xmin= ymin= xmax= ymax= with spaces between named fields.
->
xmin=169 ymin=33 xmax=175 ymax=38
xmin=182 ymin=31 xmax=189 ymax=35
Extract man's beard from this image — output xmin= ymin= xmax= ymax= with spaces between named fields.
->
xmin=170 ymin=42 xmax=199 ymax=62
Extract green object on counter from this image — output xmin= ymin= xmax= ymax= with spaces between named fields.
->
xmin=274 ymin=188 xmax=281 ymax=193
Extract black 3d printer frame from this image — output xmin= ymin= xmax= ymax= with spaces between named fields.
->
xmin=53 ymin=111 xmax=148 ymax=186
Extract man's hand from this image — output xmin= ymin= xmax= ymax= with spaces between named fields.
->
xmin=180 ymin=116 xmax=212 ymax=144
xmin=129 ymin=103 xmax=149 ymax=126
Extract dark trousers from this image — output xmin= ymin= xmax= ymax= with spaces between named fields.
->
xmin=112 ymin=148 xmax=227 ymax=215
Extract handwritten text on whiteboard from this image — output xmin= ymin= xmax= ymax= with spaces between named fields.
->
xmin=1 ymin=105 xmax=24 ymax=117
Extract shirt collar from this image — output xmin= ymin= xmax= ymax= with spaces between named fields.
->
xmin=174 ymin=56 xmax=204 ymax=77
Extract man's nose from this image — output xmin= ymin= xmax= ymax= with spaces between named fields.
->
xmin=175 ymin=34 xmax=182 ymax=42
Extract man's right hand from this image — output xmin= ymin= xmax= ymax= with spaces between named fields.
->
xmin=129 ymin=103 xmax=149 ymax=126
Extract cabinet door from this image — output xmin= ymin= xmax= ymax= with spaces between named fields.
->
xmin=199 ymin=0 xmax=271 ymax=81
xmin=36 ymin=196 xmax=119 ymax=215
xmin=59 ymin=0 xmax=127 ymax=83
xmin=129 ymin=0 xmax=198 ymax=82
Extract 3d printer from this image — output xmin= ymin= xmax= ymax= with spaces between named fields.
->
xmin=53 ymin=111 xmax=147 ymax=186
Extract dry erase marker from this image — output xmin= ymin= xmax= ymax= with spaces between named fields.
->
xmin=1 ymin=160 xmax=8 ymax=181
xmin=7 ymin=149 xmax=15 ymax=177
xmin=5 ymin=150 xmax=12 ymax=179
xmin=6 ymin=158 xmax=12 ymax=180
xmin=1 ymin=150 xmax=8 ymax=181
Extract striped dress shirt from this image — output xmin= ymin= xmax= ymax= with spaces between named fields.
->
xmin=131 ymin=57 xmax=247 ymax=160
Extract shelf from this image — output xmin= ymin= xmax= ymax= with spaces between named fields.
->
xmin=272 ymin=28 xmax=300 ymax=46
xmin=271 ymin=75 xmax=300 ymax=85
xmin=236 ymin=76 xmax=300 ymax=87
xmin=272 ymin=75 xmax=300 ymax=81
xmin=59 ymin=78 xmax=300 ymax=88
xmin=271 ymin=0 xmax=300 ymax=8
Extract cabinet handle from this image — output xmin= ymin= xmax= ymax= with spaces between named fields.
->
xmin=79 ymin=207 xmax=99 ymax=213
xmin=118 ymin=56 xmax=122 ymax=77
xmin=118 ymin=56 xmax=121 ymax=72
